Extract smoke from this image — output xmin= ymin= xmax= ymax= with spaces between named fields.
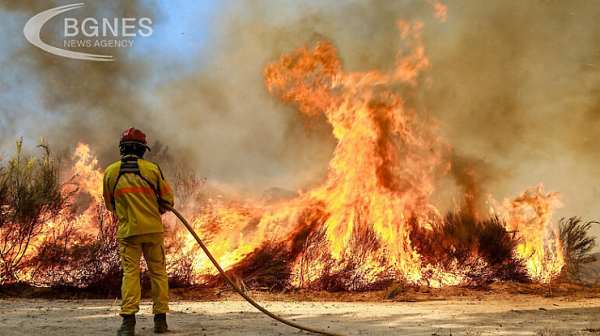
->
xmin=160 ymin=0 xmax=600 ymax=225
xmin=152 ymin=0 xmax=438 ymax=194
xmin=418 ymin=1 xmax=600 ymax=225
xmin=0 ymin=0 xmax=158 ymax=161
xmin=4 ymin=0 xmax=600 ymax=230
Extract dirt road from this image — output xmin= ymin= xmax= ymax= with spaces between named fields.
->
xmin=1 ymin=294 xmax=600 ymax=336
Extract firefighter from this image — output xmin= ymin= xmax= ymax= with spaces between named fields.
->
xmin=102 ymin=127 xmax=174 ymax=336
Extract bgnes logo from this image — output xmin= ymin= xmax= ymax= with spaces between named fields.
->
xmin=23 ymin=3 xmax=153 ymax=61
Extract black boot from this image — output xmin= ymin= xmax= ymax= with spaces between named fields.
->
xmin=154 ymin=313 xmax=168 ymax=333
xmin=117 ymin=314 xmax=136 ymax=336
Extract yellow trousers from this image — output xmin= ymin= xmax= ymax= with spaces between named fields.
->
xmin=119 ymin=232 xmax=169 ymax=315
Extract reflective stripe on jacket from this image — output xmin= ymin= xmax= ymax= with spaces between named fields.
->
xmin=102 ymin=155 xmax=175 ymax=238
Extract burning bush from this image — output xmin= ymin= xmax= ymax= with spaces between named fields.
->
xmin=27 ymin=140 xmax=210 ymax=292
xmin=0 ymin=15 xmax=571 ymax=293
xmin=27 ymin=202 xmax=122 ymax=292
xmin=0 ymin=139 xmax=70 ymax=284
xmin=0 ymin=138 xmax=570 ymax=293
xmin=0 ymin=140 xmax=122 ymax=292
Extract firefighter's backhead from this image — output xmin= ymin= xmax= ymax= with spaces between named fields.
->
xmin=119 ymin=127 xmax=151 ymax=157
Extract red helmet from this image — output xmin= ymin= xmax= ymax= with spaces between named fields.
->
xmin=119 ymin=127 xmax=150 ymax=150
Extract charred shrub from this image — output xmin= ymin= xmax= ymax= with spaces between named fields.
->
xmin=477 ymin=216 xmax=528 ymax=282
xmin=559 ymin=217 xmax=597 ymax=283
xmin=209 ymin=243 xmax=292 ymax=291
xmin=29 ymin=203 xmax=122 ymax=294
xmin=410 ymin=211 xmax=526 ymax=284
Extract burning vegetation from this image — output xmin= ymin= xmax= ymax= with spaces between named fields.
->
xmin=0 ymin=16 xmax=594 ymax=294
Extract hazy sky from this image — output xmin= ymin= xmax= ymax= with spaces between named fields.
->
xmin=2 ymin=0 xmax=600 ymax=239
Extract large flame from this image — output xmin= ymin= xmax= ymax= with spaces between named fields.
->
xmin=20 ymin=12 xmax=564 ymax=289
xmin=15 ymin=143 xmax=105 ymax=284
xmin=163 ymin=19 xmax=563 ymax=288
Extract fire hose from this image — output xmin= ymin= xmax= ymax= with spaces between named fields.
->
xmin=163 ymin=203 xmax=346 ymax=336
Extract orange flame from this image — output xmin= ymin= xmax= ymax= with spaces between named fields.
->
xmin=18 ymin=14 xmax=565 ymax=288
xmin=71 ymin=142 xmax=104 ymax=202
xmin=174 ymin=19 xmax=564 ymax=288
xmin=496 ymin=185 xmax=564 ymax=282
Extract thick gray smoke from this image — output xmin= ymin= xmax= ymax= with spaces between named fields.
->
xmin=419 ymin=1 xmax=600 ymax=226
xmin=171 ymin=0 xmax=600 ymax=225
xmin=0 ymin=0 xmax=158 ymax=161
xmin=3 ymin=1 xmax=600 ymax=236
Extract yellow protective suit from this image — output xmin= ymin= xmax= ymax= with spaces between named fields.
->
xmin=103 ymin=154 xmax=174 ymax=315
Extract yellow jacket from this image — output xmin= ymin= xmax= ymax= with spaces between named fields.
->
xmin=102 ymin=155 xmax=174 ymax=238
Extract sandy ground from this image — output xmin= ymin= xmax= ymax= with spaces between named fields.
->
xmin=2 ymin=294 xmax=600 ymax=336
